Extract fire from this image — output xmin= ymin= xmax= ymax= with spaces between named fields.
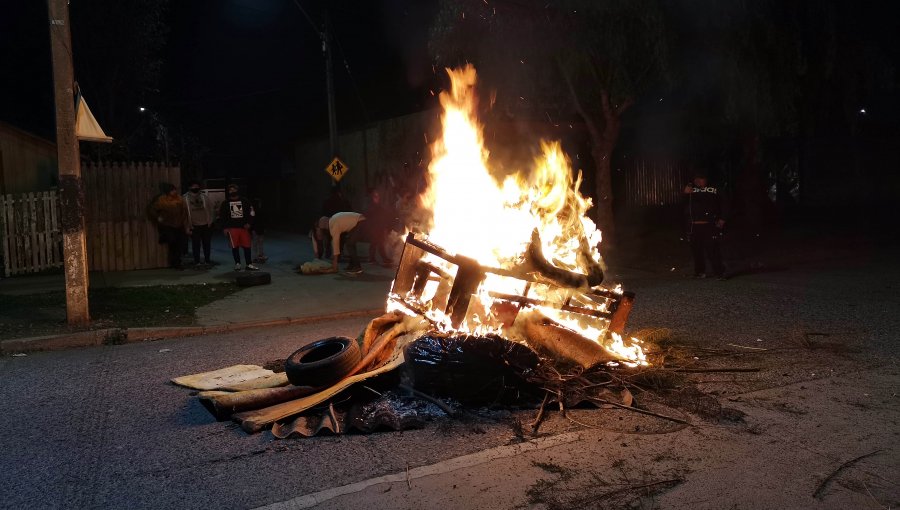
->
xmin=422 ymin=66 xmax=599 ymax=271
xmin=390 ymin=65 xmax=645 ymax=366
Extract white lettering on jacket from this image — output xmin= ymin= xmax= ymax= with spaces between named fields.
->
xmin=229 ymin=201 xmax=244 ymax=219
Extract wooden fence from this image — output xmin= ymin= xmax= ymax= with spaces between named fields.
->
xmin=622 ymin=159 xmax=692 ymax=207
xmin=0 ymin=162 xmax=180 ymax=276
xmin=83 ymin=162 xmax=180 ymax=271
xmin=0 ymin=191 xmax=63 ymax=276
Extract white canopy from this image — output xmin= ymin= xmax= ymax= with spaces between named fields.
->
xmin=75 ymin=94 xmax=112 ymax=143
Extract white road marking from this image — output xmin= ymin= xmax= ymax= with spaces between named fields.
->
xmin=254 ymin=431 xmax=586 ymax=510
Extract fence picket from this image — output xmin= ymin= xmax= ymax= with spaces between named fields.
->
xmin=0 ymin=162 xmax=180 ymax=276
xmin=1 ymin=195 xmax=9 ymax=276
xmin=27 ymin=193 xmax=38 ymax=271
xmin=0 ymin=191 xmax=63 ymax=276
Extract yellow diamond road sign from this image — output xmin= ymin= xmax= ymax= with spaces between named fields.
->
xmin=325 ymin=157 xmax=349 ymax=182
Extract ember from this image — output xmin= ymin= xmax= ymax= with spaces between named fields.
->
xmin=388 ymin=65 xmax=645 ymax=367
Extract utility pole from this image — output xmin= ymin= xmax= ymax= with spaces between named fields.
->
xmin=323 ymin=11 xmax=339 ymax=161
xmin=47 ymin=0 xmax=90 ymax=324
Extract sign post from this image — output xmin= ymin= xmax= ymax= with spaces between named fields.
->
xmin=325 ymin=157 xmax=349 ymax=182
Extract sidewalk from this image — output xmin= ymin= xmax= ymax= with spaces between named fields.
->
xmin=0 ymin=231 xmax=395 ymax=349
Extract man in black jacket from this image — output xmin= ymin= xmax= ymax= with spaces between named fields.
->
xmin=684 ymin=172 xmax=726 ymax=279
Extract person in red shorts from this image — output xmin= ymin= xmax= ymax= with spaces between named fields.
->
xmin=218 ymin=183 xmax=258 ymax=271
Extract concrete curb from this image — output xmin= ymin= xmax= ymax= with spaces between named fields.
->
xmin=0 ymin=308 xmax=385 ymax=355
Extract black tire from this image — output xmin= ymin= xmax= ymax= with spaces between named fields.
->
xmin=235 ymin=271 xmax=271 ymax=287
xmin=284 ymin=336 xmax=361 ymax=388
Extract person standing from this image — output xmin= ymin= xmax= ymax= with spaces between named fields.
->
xmin=322 ymin=185 xmax=351 ymax=217
xmin=218 ymin=183 xmax=258 ymax=271
xmin=328 ymin=211 xmax=365 ymax=274
xmin=684 ymin=172 xmax=726 ymax=279
xmin=364 ymin=188 xmax=392 ymax=265
xmin=148 ymin=182 xmax=189 ymax=270
xmin=251 ymin=197 xmax=267 ymax=263
xmin=183 ymin=180 xmax=215 ymax=267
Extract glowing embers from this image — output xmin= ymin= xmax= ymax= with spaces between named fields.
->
xmin=389 ymin=65 xmax=645 ymax=366
xmin=387 ymin=233 xmax=645 ymax=366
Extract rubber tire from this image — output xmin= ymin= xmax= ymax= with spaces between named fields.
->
xmin=284 ymin=336 xmax=361 ymax=388
xmin=235 ymin=271 xmax=271 ymax=287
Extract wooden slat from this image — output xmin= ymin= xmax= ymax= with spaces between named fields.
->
xmin=99 ymin=165 xmax=109 ymax=271
xmin=138 ymin=162 xmax=149 ymax=269
xmin=85 ymin=163 xmax=96 ymax=270
xmin=13 ymin=195 xmax=23 ymax=273
xmin=41 ymin=192 xmax=50 ymax=270
xmin=20 ymin=193 xmax=29 ymax=272
xmin=144 ymin=163 xmax=154 ymax=268
xmin=28 ymin=192 xmax=38 ymax=271
xmin=49 ymin=190 xmax=60 ymax=266
xmin=5 ymin=195 xmax=15 ymax=275
xmin=71 ymin=161 xmax=182 ymax=272
xmin=112 ymin=164 xmax=123 ymax=271
xmin=124 ymin=163 xmax=135 ymax=270
xmin=33 ymin=193 xmax=43 ymax=271
xmin=0 ymin=195 xmax=10 ymax=276
xmin=0 ymin=190 xmax=63 ymax=275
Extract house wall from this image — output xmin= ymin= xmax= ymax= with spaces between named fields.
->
xmin=0 ymin=122 xmax=58 ymax=194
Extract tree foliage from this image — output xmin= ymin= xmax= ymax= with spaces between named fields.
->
xmin=70 ymin=0 xmax=171 ymax=161
xmin=429 ymin=0 xmax=672 ymax=236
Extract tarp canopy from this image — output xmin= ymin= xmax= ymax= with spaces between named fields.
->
xmin=75 ymin=91 xmax=112 ymax=143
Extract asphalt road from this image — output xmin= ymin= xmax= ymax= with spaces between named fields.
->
xmin=1 ymin=244 xmax=898 ymax=509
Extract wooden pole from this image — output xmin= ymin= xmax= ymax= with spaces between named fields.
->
xmin=47 ymin=0 xmax=90 ymax=324
xmin=323 ymin=11 xmax=338 ymax=160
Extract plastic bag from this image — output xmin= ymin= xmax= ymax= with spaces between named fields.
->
xmin=403 ymin=334 xmax=542 ymax=405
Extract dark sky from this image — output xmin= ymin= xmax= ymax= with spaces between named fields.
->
xmin=0 ymin=0 xmax=439 ymax=165
xmin=2 ymin=0 xmax=897 ymax=176
xmin=161 ymin=1 xmax=439 ymax=153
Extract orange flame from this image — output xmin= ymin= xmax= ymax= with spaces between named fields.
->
xmin=395 ymin=65 xmax=645 ymax=366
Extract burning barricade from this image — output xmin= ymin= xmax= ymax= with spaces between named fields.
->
xmin=174 ymin=66 xmax=651 ymax=437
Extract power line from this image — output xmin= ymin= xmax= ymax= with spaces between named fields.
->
xmin=166 ymin=84 xmax=298 ymax=106
xmin=290 ymin=0 xmax=321 ymax=34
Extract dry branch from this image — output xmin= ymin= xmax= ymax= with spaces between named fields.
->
xmin=399 ymin=383 xmax=456 ymax=416
xmin=672 ymin=367 xmax=760 ymax=373
xmin=530 ymin=391 xmax=552 ymax=436
xmin=598 ymin=478 xmax=684 ymax=501
xmin=813 ymin=450 xmax=882 ymax=499
xmin=591 ymin=398 xmax=692 ymax=426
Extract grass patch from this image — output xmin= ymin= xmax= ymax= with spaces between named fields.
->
xmin=0 ymin=284 xmax=241 ymax=340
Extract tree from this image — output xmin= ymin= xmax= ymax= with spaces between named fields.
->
xmin=680 ymin=0 xmax=897 ymax=220
xmin=69 ymin=0 xmax=171 ymax=162
xmin=429 ymin=0 xmax=670 ymax=238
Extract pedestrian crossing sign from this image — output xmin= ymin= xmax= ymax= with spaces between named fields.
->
xmin=325 ymin=157 xmax=349 ymax=182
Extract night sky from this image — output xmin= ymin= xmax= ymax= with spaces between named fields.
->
xmin=1 ymin=0 xmax=439 ymax=171
xmin=2 ymin=1 xmax=897 ymax=186
xmin=160 ymin=1 xmax=438 ymax=155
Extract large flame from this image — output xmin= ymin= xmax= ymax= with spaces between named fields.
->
xmin=422 ymin=65 xmax=600 ymax=271
xmin=397 ymin=65 xmax=645 ymax=366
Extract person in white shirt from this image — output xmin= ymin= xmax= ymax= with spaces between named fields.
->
xmin=183 ymin=180 xmax=215 ymax=266
xmin=328 ymin=211 xmax=366 ymax=273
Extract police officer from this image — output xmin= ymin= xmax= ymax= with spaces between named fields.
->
xmin=684 ymin=172 xmax=726 ymax=279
